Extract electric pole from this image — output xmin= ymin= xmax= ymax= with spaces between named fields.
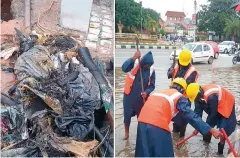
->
xmin=193 ymin=0 xmax=197 ymax=42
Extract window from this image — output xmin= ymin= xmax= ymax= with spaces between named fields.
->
xmin=204 ymin=45 xmax=210 ymax=51
xmin=183 ymin=43 xmax=196 ymax=51
xmin=194 ymin=45 xmax=202 ymax=52
xmin=170 ymin=17 xmax=172 ymax=20
xmin=175 ymin=18 xmax=177 ymax=21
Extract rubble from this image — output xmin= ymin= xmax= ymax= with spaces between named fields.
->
xmin=0 ymin=29 xmax=114 ymax=157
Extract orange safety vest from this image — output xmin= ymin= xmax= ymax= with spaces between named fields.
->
xmin=202 ymin=84 xmax=235 ymax=118
xmin=124 ymin=59 xmax=154 ymax=95
xmin=138 ymin=89 xmax=183 ymax=132
xmin=173 ymin=63 xmax=198 ymax=82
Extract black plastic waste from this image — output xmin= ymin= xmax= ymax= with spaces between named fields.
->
xmin=54 ymin=114 xmax=94 ymax=140
xmin=94 ymin=126 xmax=114 ymax=156
xmin=1 ymin=66 xmax=14 ymax=73
xmin=4 ymin=35 xmax=113 ymax=156
xmin=15 ymin=28 xmax=36 ymax=54
xmin=77 ymin=47 xmax=114 ymax=113
xmin=1 ymin=148 xmax=40 ymax=157
xmin=54 ymin=36 xmax=77 ymax=51
xmin=1 ymin=93 xmax=17 ymax=106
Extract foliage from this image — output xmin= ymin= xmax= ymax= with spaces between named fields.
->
xmin=197 ymin=0 xmax=235 ymax=36
xmin=115 ymin=0 xmax=141 ymax=32
xmin=160 ymin=29 xmax=166 ymax=36
xmin=115 ymin=0 xmax=160 ymax=33
xmin=144 ymin=8 xmax=160 ymax=23
xmin=224 ymin=17 xmax=240 ymax=36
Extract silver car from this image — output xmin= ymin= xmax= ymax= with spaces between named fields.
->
xmin=218 ymin=41 xmax=235 ymax=53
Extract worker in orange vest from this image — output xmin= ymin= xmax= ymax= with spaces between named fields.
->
xmin=167 ymin=49 xmax=199 ymax=138
xmin=122 ymin=51 xmax=155 ymax=140
xmin=135 ymin=78 xmax=221 ymax=157
xmin=186 ymin=83 xmax=237 ymax=155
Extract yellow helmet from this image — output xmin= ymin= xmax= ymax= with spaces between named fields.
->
xmin=179 ymin=49 xmax=192 ymax=66
xmin=171 ymin=78 xmax=187 ymax=91
xmin=186 ymin=83 xmax=200 ymax=102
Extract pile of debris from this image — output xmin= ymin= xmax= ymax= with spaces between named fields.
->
xmin=0 ymin=28 xmax=114 ymax=157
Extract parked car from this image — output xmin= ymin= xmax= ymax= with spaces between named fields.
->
xmin=200 ymin=41 xmax=219 ymax=59
xmin=218 ymin=41 xmax=235 ymax=54
xmin=185 ymin=36 xmax=194 ymax=42
xmin=170 ymin=42 xmax=215 ymax=64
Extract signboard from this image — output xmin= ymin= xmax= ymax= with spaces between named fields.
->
xmin=177 ymin=30 xmax=184 ymax=36
xmin=192 ymin=14 xmax=196 ymax=25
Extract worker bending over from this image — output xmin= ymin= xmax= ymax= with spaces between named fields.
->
xmin=186 ymin=83 xmax=237 ymax=155
xmin=167 ymin=49 xmax=198 ymax=137
xmin=135 ymin=78 xmax=221 ymax=157
xmin=122 ymin=51 xmax=155 ymax=140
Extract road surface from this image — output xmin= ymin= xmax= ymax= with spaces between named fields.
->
xmin=115 ymin=49 xmax=240 ymax=157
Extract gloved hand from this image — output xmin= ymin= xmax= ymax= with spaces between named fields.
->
xmin=132 ymin=51 xmax=141 ymax=61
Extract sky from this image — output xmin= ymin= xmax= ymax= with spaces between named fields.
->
xmin=134 ymin=0 xmax=209 ymax=20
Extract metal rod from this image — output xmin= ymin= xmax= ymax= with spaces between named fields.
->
xmin=136 ymin=37 xmax=145 ymax=103
xmin=176 ymin=133 xmax=195 ymax=147
xmin=220 ymin=128 xmax=238 ymax=157
xmin=171 ymin=50 xmax=176 ymax=81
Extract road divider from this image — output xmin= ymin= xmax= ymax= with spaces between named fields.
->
xmin=116 ymin=45 xmax=179 ymax=49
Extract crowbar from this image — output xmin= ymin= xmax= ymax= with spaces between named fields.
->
xmin=176 ymin=133 xmax=195 ymax=147
xmin=220 ymin=128 xmax=238 ymax=157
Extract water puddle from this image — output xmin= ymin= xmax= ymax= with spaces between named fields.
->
xmin=115 ymin=64 xmax=240 ymax=157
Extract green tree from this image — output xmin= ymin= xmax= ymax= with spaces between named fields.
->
xmin=115 ymin=0 xmax=141 ymax=32
xmin=224 ymin=17 xmax=240 ymax=38
xmin=160 ymin=29 xmax=166 ymax=36
xmin=115 ymin=0 xmax=160 ymax=33
xmin=144 ymin=8 xmax=160 ymax=23
xmin=197 ymin=0 xmax=235 ymax=38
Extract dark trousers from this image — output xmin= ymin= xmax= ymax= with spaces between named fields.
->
xmin=135 ymin=122 xmax=174 ymax=157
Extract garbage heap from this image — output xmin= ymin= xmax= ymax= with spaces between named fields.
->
xmin=0 ymin=29 xmax=114 ymax=157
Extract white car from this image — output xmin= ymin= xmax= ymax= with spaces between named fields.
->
xmin=170 ymin=42 xmax=215 ymax=64
xmin=218 ymin=41 xmax=235 ymax=53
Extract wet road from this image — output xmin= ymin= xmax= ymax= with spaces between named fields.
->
xmin=115 ymin=49 xmax=240 ymax=157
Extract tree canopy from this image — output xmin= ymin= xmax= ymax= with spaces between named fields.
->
xmin=197 ymin=0 xmax=236 ymax=37
xmin=115 ymin=0 xmax=161 ymax=33
xmin=224 ymin=17 xmax=240 ymax=37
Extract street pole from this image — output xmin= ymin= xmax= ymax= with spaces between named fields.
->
xmin=193 ymin=0 xmax=197 ymax=42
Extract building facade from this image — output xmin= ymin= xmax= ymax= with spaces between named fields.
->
xmin=159 ymin=11 xmax=191 ymax=35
